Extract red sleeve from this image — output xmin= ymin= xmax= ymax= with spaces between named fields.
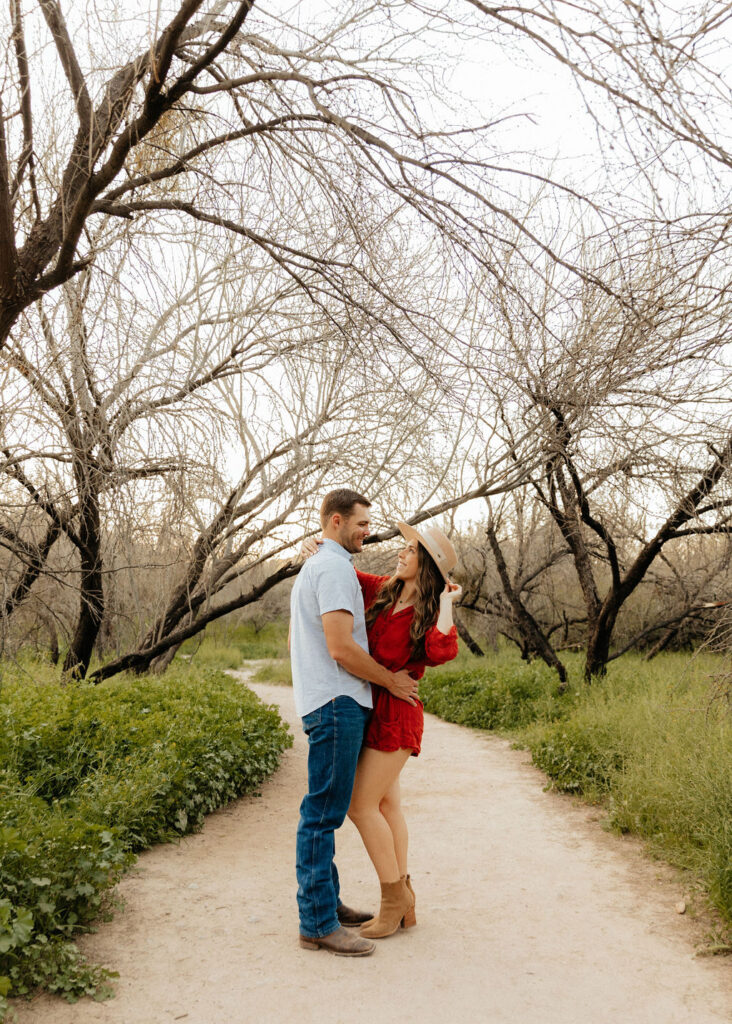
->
xmin=424 ymin=624 xmax=459 ymax=666
xmin=355 ymin=570 xmax=389 ymax=610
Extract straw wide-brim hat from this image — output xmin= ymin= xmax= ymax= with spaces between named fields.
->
xmin=397 ymin=521 xmax=457 ymax=582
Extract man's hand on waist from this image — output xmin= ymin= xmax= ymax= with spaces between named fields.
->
xmin=387 ymin=669 xmax=419 ymax=706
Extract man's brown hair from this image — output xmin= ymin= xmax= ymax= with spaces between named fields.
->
xmin=320 ymin=488 xmax=371 ymax=529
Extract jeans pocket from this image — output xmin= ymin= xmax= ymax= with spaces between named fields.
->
xmin=302 ymin=707 xmax=322 ymax=734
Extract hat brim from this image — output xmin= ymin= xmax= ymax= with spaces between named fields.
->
xmin=397 ymin=521 xmax=452 ymax=582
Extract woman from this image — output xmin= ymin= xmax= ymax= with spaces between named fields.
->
xmin=303 ymin=521 xmax=461 ymax=938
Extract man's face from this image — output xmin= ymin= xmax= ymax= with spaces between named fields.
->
xmin=335 ymin=503 xmax=371 ymax=553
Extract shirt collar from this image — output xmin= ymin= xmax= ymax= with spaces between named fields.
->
xmin=320 ymin=537 xmax=354 ymax=564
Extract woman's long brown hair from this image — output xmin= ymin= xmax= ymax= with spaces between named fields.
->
xmin=365 ymin=544 xmax=444 ymax=660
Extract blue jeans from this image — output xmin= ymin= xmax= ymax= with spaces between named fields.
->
xmin=296 ymin=696 xmax=371 ymax=938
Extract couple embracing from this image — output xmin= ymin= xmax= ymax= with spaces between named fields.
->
xmin=290 ymin=488 xmax=461 ymax=957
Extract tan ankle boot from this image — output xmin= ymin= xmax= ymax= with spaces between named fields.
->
xmin=404 ymin=874 xmax=415 ymax=917
xmin=360 ymin=878 xmax=416 ymax=939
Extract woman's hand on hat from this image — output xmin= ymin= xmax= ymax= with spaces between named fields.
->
xmin=440 ymin=580 xmax=462 ymax=605
xmin=299 ymin=536 xmax=322 ymax=561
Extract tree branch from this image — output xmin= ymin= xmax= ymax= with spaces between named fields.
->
xmin=9 ymin=0 xmax=41 ymax=218
xmin=38 ymin=0 xmax=91 ymax=123
xmin=2 ymin=521 xmax=61 ymax=620
xmin=607 ymin=602 xmax=727 ymax=662
xmin=0 ymin=98 xmax=18 ymax=303
xmin=89 ymin=559 xmax=299 ymax=682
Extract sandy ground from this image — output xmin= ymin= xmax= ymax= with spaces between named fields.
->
xmin=12 ymin=671 xmax=732 ymax=1024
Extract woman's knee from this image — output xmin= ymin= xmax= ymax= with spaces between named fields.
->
xmin=347 ymin=799 xmax=367 ymax=826
xmin=348 ymin=794 xmax=380 ymax=827
xmin=379 ymin=792 xmax=395 ymax=817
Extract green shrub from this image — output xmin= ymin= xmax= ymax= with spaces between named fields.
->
xmin=524 ymin=718 xmax=626 ymax=797
xmin=421 ymin=659 xmax=573 ymax=731
xmin=0 ymin=663 xmax=292 ymax=1011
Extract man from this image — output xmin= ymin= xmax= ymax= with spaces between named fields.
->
xmin=291 ymin=488 xmax=419 ymax=956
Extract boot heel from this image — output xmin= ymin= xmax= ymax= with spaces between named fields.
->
xmin=299 ymin=937 xmax=320 ymax=950
xmin=401 ymin=906 xmax=417 ymax=929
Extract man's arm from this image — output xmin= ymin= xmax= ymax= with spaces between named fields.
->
xmin=321 ymin=611 xmax=419 ymax=705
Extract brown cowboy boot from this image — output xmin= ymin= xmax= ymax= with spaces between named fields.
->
xmin=337 ymin=901 xmax=374 ymax=927
xmin=299 ymin=925 xmax=375 ymax=956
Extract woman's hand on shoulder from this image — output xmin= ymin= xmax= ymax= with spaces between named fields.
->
xmin=440 ymin=579 xmax=462 ymax=605
xmin=299 ymin=536 xmax=323 ymax=561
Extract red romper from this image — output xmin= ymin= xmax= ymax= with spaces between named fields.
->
xmin=356 ymin=571 xmax=459 ymax=757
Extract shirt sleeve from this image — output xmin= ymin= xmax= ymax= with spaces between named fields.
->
xmin=312 ymin=562 xmax=361 ymax=617
xmin=424 ymin=624 xmax=459 ymax=666
xmin=355 ymin=570 xmax=389 ymax=610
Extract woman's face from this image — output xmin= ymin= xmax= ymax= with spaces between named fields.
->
xmin=395 ymin=540 xmax=420 ymax=582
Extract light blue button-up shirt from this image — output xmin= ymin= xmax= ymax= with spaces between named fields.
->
xmin=290 ymin=538 xmax=373 ymax=717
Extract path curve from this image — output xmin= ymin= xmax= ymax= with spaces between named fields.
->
xmin=14 ymin=674 xmax=732 ymax=1024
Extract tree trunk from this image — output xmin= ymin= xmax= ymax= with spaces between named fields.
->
xmin=47 ymin=622 xmax=59 ymax=665
xmin=37 ymin=609 xmax=60 ymax=665
xmin=486 ymin=523 xmax=567 ymax=686
xmin=644 ymin=626 xmax=679 ymax=661
xmin=90 ymin=560 xmax=299 ymax=683
xmin=453 ymin=609 xmax=484 ymax=656
xmin=584 ymin=602 xmax=619 ymax=681
xmin=148 ymin=641 xmax=183 ymax=674
xmin=147 ymin=614 xmax=197 ymax=673
xmin=63 ymin=482 xmax=103 ymax=678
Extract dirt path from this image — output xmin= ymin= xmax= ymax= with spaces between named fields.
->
xmin=14 ymin=673 xmax=732 ymax=1024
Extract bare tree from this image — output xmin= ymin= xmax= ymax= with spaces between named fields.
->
xmin=2 ymin=213 xmax=464 ymax=676
xmin=1 ymin=216 xmax=322 ymax=673
xmin=462 ymin=0 xmax=732 ymax=176
xmin=437 ymin=208 xmax=732 ymax=679
xmin=2 ymin=1 xmax=731 ymax=686
xmin=89 ymin=352 xmax=457 ymax=681
xmin=1 ymin=0 xmax=618 ymax=362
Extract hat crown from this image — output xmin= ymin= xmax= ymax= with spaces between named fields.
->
xmin=398 ymin=521 xmax=457 ymax=579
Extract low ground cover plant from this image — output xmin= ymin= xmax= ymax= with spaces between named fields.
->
xmin=0 ymin=661 xmax=292 ymax=1014
xmin=422 ymin=649 xmax=732 ymax=943
xmin=420 ymin=650 xmax=572 ymax=731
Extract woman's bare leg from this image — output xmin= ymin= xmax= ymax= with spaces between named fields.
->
xmin=348 ymin=747 xmax=411 ymax=882
xmin=380 ymin=778 xmax=408 ymax=878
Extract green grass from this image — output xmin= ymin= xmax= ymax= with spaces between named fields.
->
xmin=179 ymin=620 xmax=289 ymax=668
xmin=249 ymin=661 xmax=292 ymax=685
xmin=0 ymin=657 xmax=293 ymax=1013
xmin=423 ymin=647 xmax=732 ymax=945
